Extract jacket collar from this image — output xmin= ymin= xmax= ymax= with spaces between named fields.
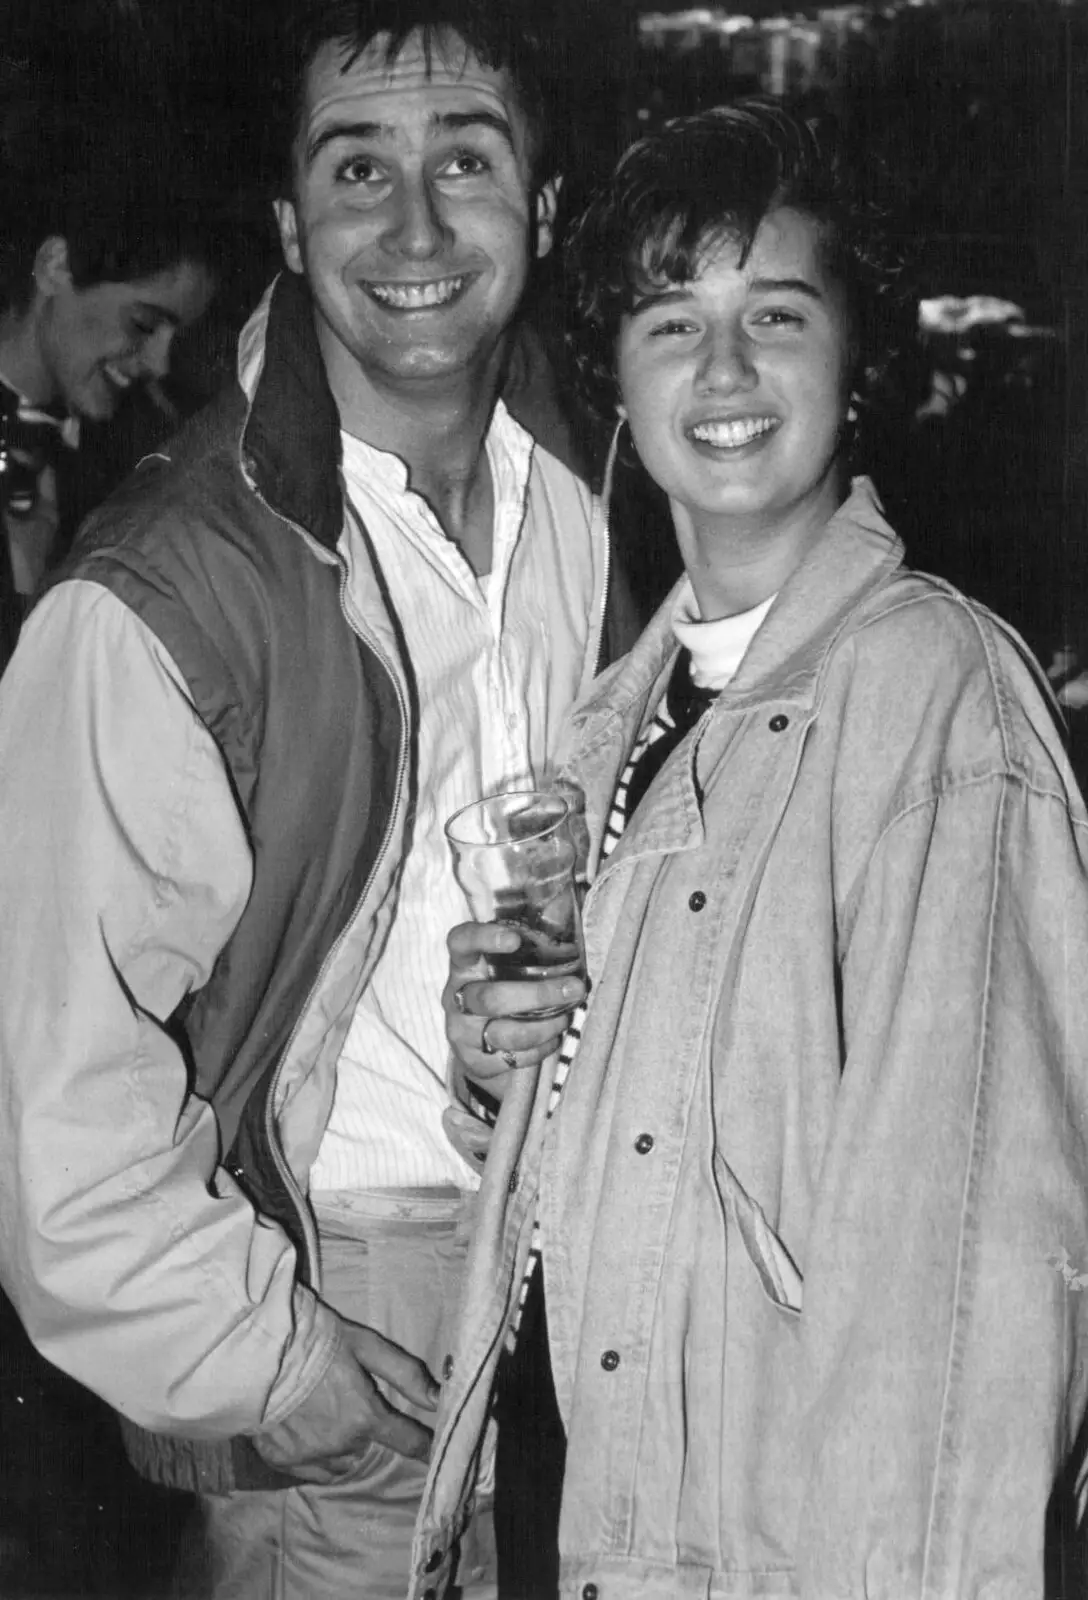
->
xmin=234 ymin=273 xmax=583 ymax=552
xmin=567 ymin=478 xmax=905 ymax=753
xmin=237 ymin=273 xmax=344 ymax=551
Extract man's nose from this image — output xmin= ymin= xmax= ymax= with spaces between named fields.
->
xmin=385 ymin=177 xmax=451 ymax=260
xmin=695 ymin=324 xmax=757 ymax=393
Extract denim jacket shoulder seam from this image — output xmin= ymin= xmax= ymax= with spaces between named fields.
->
xmin=919 ymin=770 xmax=1008 ymax=1591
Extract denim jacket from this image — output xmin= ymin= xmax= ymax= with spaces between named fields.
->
xmin=411 ymin=480 xmax=1088 ymax=1600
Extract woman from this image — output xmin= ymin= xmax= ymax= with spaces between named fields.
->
xmin=421 ymin=104 xmax=1088 ymax=1598
xmin=0 ymin=113 xmax=216 ymax=670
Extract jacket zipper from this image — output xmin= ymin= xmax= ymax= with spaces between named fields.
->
xmin=591 ymin=508 xmax=613 ymax=679
xmin=245 ymin=482 xmax=410 ymax=1294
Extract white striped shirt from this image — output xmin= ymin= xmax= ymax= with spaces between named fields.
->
xmin=310 ymin=403 xmax=605 ymax=1193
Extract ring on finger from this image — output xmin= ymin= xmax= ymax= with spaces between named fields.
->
xmin=454 ymin=986 xmax=468 ymax=1015
xmin=500 ymin=1048 xmax=518 ymax=1070
xmin=480 ymin=1016 xmax=500 ymax=1055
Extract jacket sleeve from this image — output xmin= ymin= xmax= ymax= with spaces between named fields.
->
xmin=798 ymin=742 xmax=1088 ymax=1597
xmin=0 ymin=581 xmax=339 ymax=1437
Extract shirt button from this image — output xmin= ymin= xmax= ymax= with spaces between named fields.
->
xmin=769 ymin=713 xmax=789 ymax=732
xmin=582 ymin=1586 xmax=599 ymax=1600
xmin=634 ymin=1133 xmax=654 ymax=1154
xmin=689 ymin=890 xmax=706 ymax=912
xmin=442 ymin=1354 xmax=454 ymax=1380
xmin=601 ymin=1349 xmax=620 ymax=1371
xmin=425 ymin=1548 xmax=443 ymax=1572
xmin=508 ymin=1168 xmax=519 ymax=1195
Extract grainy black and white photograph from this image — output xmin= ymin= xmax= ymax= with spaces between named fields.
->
xmin=0 ymin=1 xmax=1086 ymax=1596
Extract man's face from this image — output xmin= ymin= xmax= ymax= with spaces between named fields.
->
xmin=40 ymin=256 xmax=214 ymax=422
xmin=275 ymin=32 xmax=557 ymax=398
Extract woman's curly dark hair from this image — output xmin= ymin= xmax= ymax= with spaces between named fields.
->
xmin=565 ymin=99 xmax=910 ymax=445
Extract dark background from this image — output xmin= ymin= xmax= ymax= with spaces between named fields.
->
xmin=1 ymin=1 xmax=1087 ymax=1594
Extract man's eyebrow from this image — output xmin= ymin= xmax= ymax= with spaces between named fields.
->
xmin=305 ymin=120 xmax=383 ymax=167
xmin=432 ymin=109 xmax=515 ymax=151
xmin=749 ymin=276 xmax=824 ymax=299
xmin=305 ymin=109 xmax=515 ymax=168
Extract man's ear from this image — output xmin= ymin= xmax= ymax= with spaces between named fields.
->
xmin=273 ymin=199 xmax=305 ymax=276
xmin=534 ymin=176 xmax=561 ymax=261
xmin=33 ymin=237 xmax=73 ymax=299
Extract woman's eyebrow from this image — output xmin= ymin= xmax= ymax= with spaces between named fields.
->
xmin=629 ymin=286 xmax=692 ymax=315
xmin=749 ymin=276 xmax=823 ymax=299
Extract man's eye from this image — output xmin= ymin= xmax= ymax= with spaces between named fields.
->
xmin=129 ymin=318 xmax=157 ymax=339
xmin=440 ymin=151 xmax=490 ymax=178
xmin=334 ymin=155 xmax=381 ymax=185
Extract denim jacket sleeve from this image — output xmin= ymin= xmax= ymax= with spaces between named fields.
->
xmin=0 ymin=581 xmax=339 ymax=1437
xmin=797 ymin=743 xmax=1088 ymax=1598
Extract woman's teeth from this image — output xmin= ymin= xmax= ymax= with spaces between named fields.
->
xmin=689 ymin=416 xmax=777 ymax=448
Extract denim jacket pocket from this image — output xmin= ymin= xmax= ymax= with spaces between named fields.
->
xmin=713 ymin=1148 xmax=803 ymax=1315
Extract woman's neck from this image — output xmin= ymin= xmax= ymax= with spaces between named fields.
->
xmin=0 ymin=307 xmax=55 ymax=407
xmin=670 ymin=475 xmax=844 ymax=622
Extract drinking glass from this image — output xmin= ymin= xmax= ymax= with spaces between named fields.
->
xmin=445 ymin=790 xmax=586 ymax=1018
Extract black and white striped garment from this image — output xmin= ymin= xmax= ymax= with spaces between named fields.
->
xmin=506 ymin=651 xmax=718 ymax=1348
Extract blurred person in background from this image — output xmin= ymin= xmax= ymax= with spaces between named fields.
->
xmin=0 ymin=1 xmax=635 ymax=1597
xmin=432 ymin=102 xmax=1088 ymax=1599
xmin=0 ymin=112 xmax=217 ymax=673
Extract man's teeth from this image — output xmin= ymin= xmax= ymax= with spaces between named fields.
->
xmin=690 ymin=417 xmax=776 ymax=447
xmin=367 ymin=277 xmax=465 ymax=309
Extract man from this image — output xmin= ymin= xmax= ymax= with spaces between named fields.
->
xmin=0 ymin=3 xmax=633 ymax=1596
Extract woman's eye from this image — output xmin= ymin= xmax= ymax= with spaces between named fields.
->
xmin=754 ymin=308 xmax=805 ymax=328
xmin=649 ymin=319 xmax=696 ymax=338
xmin=129 ymin=319 xmax=157 ymax=339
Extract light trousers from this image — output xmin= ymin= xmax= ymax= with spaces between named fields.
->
xmin=174 ymin=1187 xmax=495 ymax=1600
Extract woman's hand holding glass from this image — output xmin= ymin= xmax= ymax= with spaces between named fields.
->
xmin=444 ymin=920 xmax=586 ymax=1101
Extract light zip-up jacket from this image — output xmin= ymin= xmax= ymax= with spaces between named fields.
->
xmin=0 ymin=272 xmax=630 ymax=1496
xmin=412 ymin=481 xmax=1088 ymax=1600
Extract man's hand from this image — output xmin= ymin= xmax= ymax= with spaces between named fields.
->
xmin=444 ymin=920 xmax=585 ymax=1099
xmin=252 ymin=1317 xmax=439 ymax=1484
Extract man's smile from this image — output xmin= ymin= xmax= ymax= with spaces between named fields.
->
xmin=362 ymin=275 xmax=472 ymax=310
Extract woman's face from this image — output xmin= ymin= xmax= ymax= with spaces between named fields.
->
xmin=41 ymin=257 xmax=215 ymax=421
xmin=615 ymin=207 xmax=852 ymax=544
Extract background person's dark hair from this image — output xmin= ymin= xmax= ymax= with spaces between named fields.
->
xmin=0 ymin=111 xmax=218 ymax=313
xmin=275 ymin=0 xmax=566 ymax=195
xmin=566 ymin=99 xmax=911 ymax=457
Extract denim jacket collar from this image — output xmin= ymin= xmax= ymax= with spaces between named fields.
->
xmin=568 ymin=478 xmax=904 ymax=760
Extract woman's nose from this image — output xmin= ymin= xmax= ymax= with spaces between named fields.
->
xmin=695 ymin=325 xmax=756 ymax=393
xmin=141 ymin=327 xmax=174 ymax=381
xmin=385 ymin=177 xmax=452 ymax=261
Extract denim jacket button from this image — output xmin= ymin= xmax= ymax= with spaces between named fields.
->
xmin=582 ymin=1586 xmax=599 ymax=1600
xmin=769 ymin=713 xmax=789 ymax=732
xmin=601 ymin=1349 xmax=620 ymax=1371
xmin=425 ymin=1547 xmax=443 ymax=1572
xmin=689 ymin=890 xmax=706 ymax=912
xmin=442 ymin=1353 xmax=454 ymax=1380
xmin=634 ymin=1133 xmax=654 ymax=1154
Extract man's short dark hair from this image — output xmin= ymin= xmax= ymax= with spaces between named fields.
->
xmin=0 ymin=111 xmax=218 ymax=312
xmin=277 ymin=0 xmax=560 ymax=193
xmin=565 ymin=100 xmax=909 ymax=436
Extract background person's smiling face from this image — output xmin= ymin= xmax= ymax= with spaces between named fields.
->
xmin=616 ymin=207 xmax=852 ymax=544
xmin=41 ymin=257 xmax=214 ymax=421
xmin=276 ymin=31 xmax=557 ymax=398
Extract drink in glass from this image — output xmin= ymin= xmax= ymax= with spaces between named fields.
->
xmin=445 ymin=790 xmax=586 ymax=1018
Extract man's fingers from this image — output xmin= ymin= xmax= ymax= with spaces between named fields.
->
xmin=446 ymin=919 xmax=520 ymax=976
xmin=360 ymin=1393 xmax=434 ymax=1463
xmin=346 ymin=1323 xmax=441 ymax=1412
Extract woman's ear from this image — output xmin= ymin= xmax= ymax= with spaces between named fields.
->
xmin=32 ymin=237 xmax=73 ymax=300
